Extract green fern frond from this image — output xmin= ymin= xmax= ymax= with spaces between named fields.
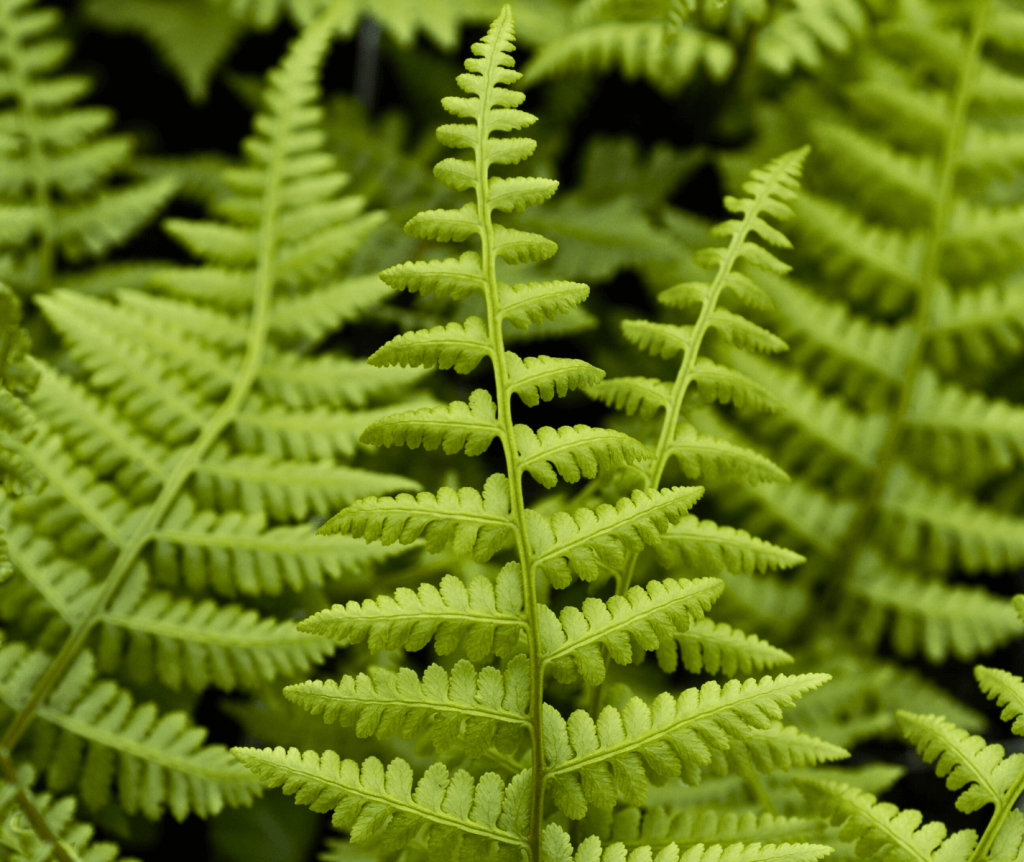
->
xmin=0 ymin=0 xmax=176 ymax=291
xmin=711 ymin=723 xmax=849 ymax=778
xmin=516 ymin=425 xmax=649 ymax=489
xmin=847 ymin=551 xmax=1024 ymax=663
xmin=540 ymin=577 xmax=724 ymax=685
xmin=369 ymin=317 xmax=493 ymax=374
xmin=529 ymin=486 xmax=704 ymax=587
xmin=796 ymin=779 xmax=977 ymax=862
xmin=896 ymin=711 xmax=1022 ymax=815
xmin=928 ymin=279 xmax=1024 ymax=373
xmin=665 ymin=424 xmax=790 ymax=485
xmin=0 ymin=645 xmax=259 ymax=820
xmin=974 ymin=665 xmax=1024 ymax=736
xmin=668 ymin=619 xmax=794 ymax=678
xmin=285 ymin=655 xmax=530 ymax=755
xmin=320 ymin=473 xmax=514 ymax=561
xmin=588 ymin=376 xmax=674 ymax=419
xmin=656 ymin=515 xmax=806 ymax=575
xmin=0 ymin=763 xmax=137 ymax=862
xmin=298 ymin=569 xmax=525 ymax=660
xmin=610 ymin=808 xmax=817 ymax=852
xmin=544 ymin=674 xmax=831 ymax=817
xmin=360 ymin=390 xmax=500 ymax=457
xmin=231 ymin=748 xmax=530 ymax=858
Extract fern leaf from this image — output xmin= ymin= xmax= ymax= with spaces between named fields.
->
xmin=231 ymin=749 xmax=529 ymax=858
xmin=706 ymin=309 xmax=789 ymax=355
xmin=498 ymin=280 xmax=590 ymax=328
xmin=600 ymin=806 xmax=817 ymax=851
xmin=369 ymin=317 xmax=493 ymax=374
xmin=529 ymin=486 xmax=703 ymax=587
xmin=0 ymin=646 xmax=259 ymax=819
xmin=796 ymin=778 xmax=977 ymax=862
xmin=974 ymin=665 xmax=1024 ymax=736
xmin=667 ymin=619 xmax=794 ymax=677
xmin=380 ymin=251 xmax=487 ymax=299
xmin=257 ymin=353 xmax=424 ymax=409
xmin=152 ymin=497 xmax=405 ymax=596
xmin=320 ymin=473 xmax=514 ymax=561
xmin=544 ymin=673 xmax=830 ymax=816
xmin=711 ymin=723 xmax=849 ymax=776
xmin=656 ymin=515 xmax=806 ymax=575
xmin=904 ymin=368 xmax=1024 ymax=474
xmin=540 ymin=577 xmax=724 ymax=685
xmin=269 ymin=272 xmax=392 ymax=343
xmin=506 ymin=354 xmax=605 ymax=407
xmin=297 ymin=568 xmax=525 ymax=661
xmin=359 ymin=390 xmax=500 ymax=457
xmin=588 ymin=376 xmax=673 ymax=419
xmin=516 ymin=425 xmax=649 ymax=489
xmin=99 ymin=570 xmax=334 ymax=691
xmin=0 ymin=763 xmax=136 ymax=862
xmin=848 ymin=551 xmax=1024 ymax=663
xmin=284 ymin=656 xmax=530 ymax=755
xmin=929 ymin=278 xmax=1024 ymax=372
xmin=691 ymin=358 xmax=781 ymax=412
xmin=896 ymin=711 xmax=1021 ymax=814
xmin=880 ymin=464 xmax=1024 ymax=572
xmin=622 ymin=320 xmax=694 ymax=360
xmin=667 ymin=424 xmax=789 ymax=484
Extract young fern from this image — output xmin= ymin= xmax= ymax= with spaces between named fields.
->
xmin=0 ymin=0 xmax=177 ymax=293
xmin=707 ymin=0 xmax=1024 ymax=744
xmin=236 ymin=9 xmax=840 ymax=862
xmin=0 ymin=4 xmax=424 ymax=847
xmin=796 ymin=597 xmax=1024 ymax=862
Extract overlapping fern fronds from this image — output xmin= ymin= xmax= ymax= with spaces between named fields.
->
xmin=0 ymin=3 xmax=425 ymax=845
xmin=0 ymin=0 xmax=178 ymax=293
xmin=235 ymin=8 xmax=842 ymax=862
xmin=523 ymin=0 xmax=878 ymax=95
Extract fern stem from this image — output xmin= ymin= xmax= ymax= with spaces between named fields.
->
xmin=473 ymin=28 xmax=545 ymax=862
xmin=0 ymin=751 xmax=76 ymax=862
xmin=969 ymin=765 xmax=1024 ymax=862
xmin=0 ymin=6 xmax=57 ymax=292
xmin=0 ymin=41 xmax=297 ymax=753
xmin=584 ymin=154 xmax=800 ymax=719
xmin=818 ymin=0 xmax=988 ymax=613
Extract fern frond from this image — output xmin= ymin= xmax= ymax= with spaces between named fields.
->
xmin=656 ymin=515 xmax=806 ymax=575
xmin=498 ymin=280 xmax=591 ymax=329
xmin=516 ymin=425 xmax=648 ymax=489
xmin=796 ymin=779 xmax=977 ymax=862
xmin=297 ymin=569 xmax=525 ymax=661
xmin=0 ymin=0 xmax=176 ymax=291
xmin=929 ymin=278 xmax=1024 ymax=372
xmin=540 ymin=822 xmax=833 ymax=862
xmin=529 ymin=486 xmax=703 ymax=587
xmin=0 ymin=646 xmax=259 ymax=819
xmin=544 ymin=673 xmax=830 ymax=817
xmin=99 ymin=571 xmax=334 ymax=691
xmin=668 ymin=619 xmax=794 ymax=677
xmin=974 ymin=665 xmax=1024 ymax=736
xmin=360 ymin=390 xmax=500 ymax=457
xmin=540 ymin=577 xmax=724 ymax=685
xmin=597 ymin=806 xmax=816 ymax=851
xmin=285 ymin=656 xmax=530 ymax=755
xmin=320 ymin=473 xmax=514 ymax=561
xmin=588 ymin=376 xmax=673 ymax=419
xmin=666 ymin=424 xmax=789 ymax=485
xmin=231 ymin=749 xmax=530 ymax=858
xmin=369 ymin=317 xmax=493 ymax=374
xmin=0 ymin=763 xmax=136 ymax=862
xmin=506 ymin=354 xmax=605 ymax=407
xmin=895 ymin=711 xmax=1022 ymax=814
xmin=847 ymin=551 xmax=1024 ymax=663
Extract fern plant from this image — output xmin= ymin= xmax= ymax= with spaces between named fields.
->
xmin=797 ymin=595 xmax=1024 ymax=862
xmin=0 ymin=4 xmax=427 ymax=853
xmin=702 ymin=0 xmax=1024 ymax=746
xmin=0 ymin=0 xmax=178 ymax=294
xmin=235 ymin=8 xmax=847 ymax=862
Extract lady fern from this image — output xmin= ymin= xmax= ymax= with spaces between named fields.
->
xmin=0 ymin=3 xmax=425 ymax=851
xmin=706 ymin=0 xmax=1024 ymax=748
xmin=0 ymin=0 xmax=177 ymax=293
xmin=235 ymin=8 xmax=843 ymax=862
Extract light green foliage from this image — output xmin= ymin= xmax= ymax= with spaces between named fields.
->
xmin=237 ymin=9 xmax=838 ymax=862
xmin=0 ymin=3 xmax=428 ymax=849
xmin=708 ymin=0 xmax=1024 ymax=752
xmin=0 ymin=0 xmax=177 ymax=292
xmin=523 ymin=0 xmax=877 ymax=95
